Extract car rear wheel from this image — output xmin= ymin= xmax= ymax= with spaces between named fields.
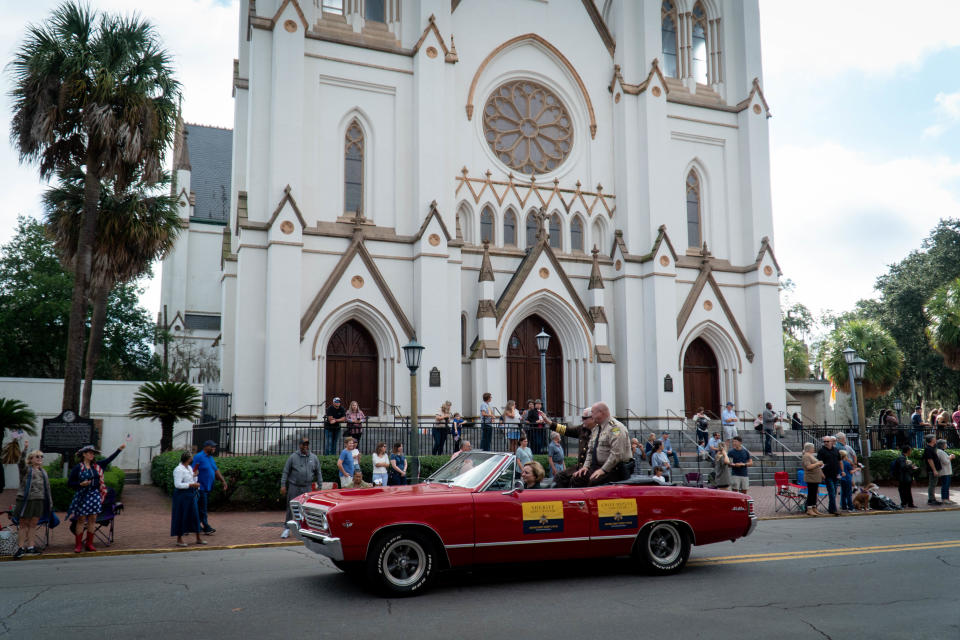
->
xmin=366 ymin=531 xmax=436 ymax=596
xmin=635 ymin=522 xmax=690 ymax=574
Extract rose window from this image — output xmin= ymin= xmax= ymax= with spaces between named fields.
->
xmin=482 ymin=80 xmax=573 ymax=174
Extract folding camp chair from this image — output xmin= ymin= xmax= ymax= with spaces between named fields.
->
xmin=70 ymin=488 xmax=123 ymax=546
xmin=684 ymin=472 xmax=704 ymax=487
xmin=774 ymin=471 xmax=806 ymax=512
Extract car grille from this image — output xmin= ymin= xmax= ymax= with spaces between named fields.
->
xmin=289 ymin=501 xmax=303 ymax=521
xmin=302 ymin=506 xmax=328 ymax=531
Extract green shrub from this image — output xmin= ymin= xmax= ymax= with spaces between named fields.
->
xmin=868 ymin=447 xmax=959 ymax=482
xmin=150 ymin=451 xmax=580 ymax=510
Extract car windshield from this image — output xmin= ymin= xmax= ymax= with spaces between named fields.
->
xmin=428 ymin=452 xmax=506 ymax=489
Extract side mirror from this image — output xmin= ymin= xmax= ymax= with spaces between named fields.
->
xmin=502 ymin=480 xmax=525 ymax=496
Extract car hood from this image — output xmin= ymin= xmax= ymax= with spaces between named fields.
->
xmin=302 ymin=482 xmax=473 ymax=506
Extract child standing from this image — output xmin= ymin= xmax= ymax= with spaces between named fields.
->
xmin=839 ymin=449 xmax=854 ymax=512
xmin=451 ymin=412 xmax=465 ymax=451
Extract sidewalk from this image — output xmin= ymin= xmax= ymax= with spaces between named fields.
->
xmin=2 ymin=481 xmax=956 ymax=560
xmin=1 ymin=485 xmax=294 ymax=556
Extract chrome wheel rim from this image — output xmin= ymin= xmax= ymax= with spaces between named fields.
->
xmin=382 ymin=539 xmax=426 ymax=587
xmin=647 ymin=524 xmax=681 ymax=565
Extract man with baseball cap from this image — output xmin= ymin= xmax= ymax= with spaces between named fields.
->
xmin=721 ymin=401 xmax=739 ymax=446
xmin=192 ymin=440 xmax=227 ymax=535
xmin=324 ymin=397 xmax=346 ymax=455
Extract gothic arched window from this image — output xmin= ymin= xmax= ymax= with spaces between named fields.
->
xmin=549 ymin=214 xmax=562 ymax=250
xmin=526 ymin=211 xmax=538 ymax=248
xmin=570 ymin=216 xmax=584 ymax=252
xmin=661 ymin=1 xmax=679 ymax=78
xmin=344 ymin=120 xmax=364 ymax=215
xmin=461 ymin=313 xmax=467 ymax=357
xmin=504 ymin=209 xmax=517 ymax=246
xmin=692 ymin=2 xmax=708 ymax=85
xmin=480 ymin=206 xmax=495 ymax=244
xmin=686 ymin=170 xmax=702 ymax=248
xmin=365 ymin=0 xmax=385 ymax=22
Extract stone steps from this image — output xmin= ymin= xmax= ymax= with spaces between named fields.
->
xmin=122 ymin=469 xmax=140 ymax=485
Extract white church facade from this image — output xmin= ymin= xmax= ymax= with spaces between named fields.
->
xmin=161 ymin=0 xmax=785 ymax=424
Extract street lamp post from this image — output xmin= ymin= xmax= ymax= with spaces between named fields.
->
xmin=536 ymin=329 xmax=550 ymax=413
xmin=403 ymin=337 xmax=424 ymax=482
xmin=842 ymin=347 xmax=859 ymax=429
xmin=849 ymin=355 xmax=871 ymax=485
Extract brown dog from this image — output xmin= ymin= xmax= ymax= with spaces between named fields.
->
xmin=853 ymin=483 xmax=879 ymax=511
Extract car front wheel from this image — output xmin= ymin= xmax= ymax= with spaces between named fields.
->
xmin=636 ymin=522 xmax=690 ymax=574
xmin=366 ymin=531 xmax=436 ymax=596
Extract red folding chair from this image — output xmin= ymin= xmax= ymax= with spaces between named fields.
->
xmin=774 ymin=471 xmax=806 ymax=512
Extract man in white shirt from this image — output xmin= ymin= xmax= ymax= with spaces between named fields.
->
xmin=721 ymin=401 xmax=739 ymax=445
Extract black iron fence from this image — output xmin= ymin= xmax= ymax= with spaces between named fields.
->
xmin=193 ymin=418 xmax=578 ymax=458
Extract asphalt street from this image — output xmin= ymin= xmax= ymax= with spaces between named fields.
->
xmin=2 ymin=511 xmax=959 ymax=639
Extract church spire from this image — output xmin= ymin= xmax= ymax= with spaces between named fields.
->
xmin=173 ymin=116 xmax=191 ymax=171
xmin=588 ymin=245 xmax=604 ymax=290
xmin=479 ymin=239 xmax=494 ymax=282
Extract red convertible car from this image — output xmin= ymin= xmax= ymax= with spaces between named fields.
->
xmin=288 ymin=451 xmax=756 ymax=595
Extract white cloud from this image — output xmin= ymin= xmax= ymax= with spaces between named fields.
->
xmin=0 ymin=1 xmax=240 ymax=317
xmin=759 ymin=0 xmax=960 ymax=79
xmin=771 ymin=142 xmax=960 ymax=315
xmin=923 ymin=90 xmax=960 ymax=138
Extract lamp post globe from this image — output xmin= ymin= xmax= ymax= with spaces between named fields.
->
xmin=536 ymin=329 xmax=550 ymax=354
xmin=403 ymin=337 xmax=424 ymax=373
xmin=850 ymin=357 xmax=867 ymax=382
xmin=842 ymin=347 xmax=857 ymax=365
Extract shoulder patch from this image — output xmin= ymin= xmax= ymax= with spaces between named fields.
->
xmin=610 ymin=427 xmax=621 ymax=435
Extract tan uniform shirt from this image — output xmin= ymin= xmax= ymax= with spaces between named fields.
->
xmin=584 ymin=418 xmax=631 ymax=473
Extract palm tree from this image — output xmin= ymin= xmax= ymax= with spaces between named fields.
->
xmin=823 ymin=319 xmax=904 ymax=399
xmin=130 ymin=381 xmax=201 ymax=452
xmin=9 ymin=2 xmax=179 ymax=413
xmin=44 ymin=168 xmax=180 ymax=416
xmin=924 ymin=277 xmax=960 ymax=369
xmin=0 ymin=399 xmax=38 ymax=466
xmin=783 ymin=333 xmax=810 ymax=380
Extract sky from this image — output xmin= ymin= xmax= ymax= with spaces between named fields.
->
xmin=2 ymin=0 xmax=960 ymax=328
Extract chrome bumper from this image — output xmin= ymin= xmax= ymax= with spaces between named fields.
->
xmin=745 ymin=515 xmax=758 ymax=537
xmin=287 ymin=520 xmax=344 ymax=561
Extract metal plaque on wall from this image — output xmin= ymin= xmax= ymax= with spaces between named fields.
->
xmin=429 ymin=367 xmax=441 ymax=387
xmin=39 ymin=411 xmax=95 ymax=456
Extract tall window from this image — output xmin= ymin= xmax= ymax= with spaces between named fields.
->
xmin=344 ymin=119 xmax=364 ymax=215
xmin=549 ymin=214 xmax=562 ymax=250
xmin=526 ymin=211 xmax=538 ymax=248
xmin=661 ymin=1 xmax=678 ymax=78
xmin=504 ymin=210 xmax=517 ymax=246
xmin=570 ymin=216 xmax=584 ymax=252
xmin=322 ymin=0 xmax=344 ymax=14
xmin=365 ymin=0 xmax=385 ymax=22
xmin=686 ymin=170 xmax=702 ymax=248
xmin=692 ymin=2 xmax=708 ymax=84
xmin=480 ymin=206 xmax=495 ymax=244
xmin=461 ymin=314 xmax=467 ymax=357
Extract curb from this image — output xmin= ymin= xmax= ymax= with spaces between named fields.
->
xmin=1 ymin=540 xmax=304 ymax=562
xmin=757 ymin=505 xmax=960 ymax=521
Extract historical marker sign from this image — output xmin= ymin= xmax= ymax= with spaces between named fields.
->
xmin=40 ymin=411 xmax=95 ymax=456
xmin=429 ymin=367 xmax=441 ymax=387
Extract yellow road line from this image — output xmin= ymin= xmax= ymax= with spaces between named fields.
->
xmin=690 ymin=540 xmax=960 ymax=566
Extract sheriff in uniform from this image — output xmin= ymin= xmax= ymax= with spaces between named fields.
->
xmin=550 ymin=409 xmax=594 ymax=488
xmin=572 ymin=402 xmax=631 ymax=487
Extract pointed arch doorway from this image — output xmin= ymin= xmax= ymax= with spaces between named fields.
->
xmin=506 ymin=315 xmax=564 ymax=415
xmin=683 ymin=337 xmax=719 ymax=418
xmin=326 ymin=319 xmax=379 ymax=416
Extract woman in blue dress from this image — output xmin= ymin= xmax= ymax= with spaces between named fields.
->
xmin=171 ymin=452 xmax=206 ymax=546
xmin=67 ymin=443 xmax=124 ymax=553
